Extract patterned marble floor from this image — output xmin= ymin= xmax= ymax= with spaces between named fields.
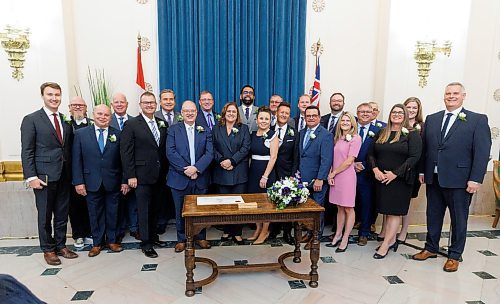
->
xmin=0 ymin=216 xmax=499 ymax=304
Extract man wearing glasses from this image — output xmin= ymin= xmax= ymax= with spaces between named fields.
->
xmin=120 ymin=92 xmax=169 ymax=258
xmin=238 ymin=85 xmax=258 ymax=133
xmin=196 ymin=90 xmax=218 ymax=130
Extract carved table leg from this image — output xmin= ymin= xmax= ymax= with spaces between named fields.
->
xmin=308 ymin=230 xmax=319 ymax=288
xmin=293 ymin=222 xmax=301 ymax=263
xmin=185 ymin=234 xmax=195 ymax=296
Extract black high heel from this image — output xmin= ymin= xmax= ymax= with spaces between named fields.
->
xmin=325 ymin=239 xmax=341 ymax=248
xmin=396 ymin=234 xmax=407 ymax=244
xmin=220 ymin=235 xmax=230 ymax=242
xmin=335 ymin=244 xmax=348 ymax=253
xmin=232 ymin=236 xmax=244 ymax=245
xmin=389 ymin=242 xmax=399 ymax=252
xmin=377 ymin=236 xmax=385 ymax=242
xmin=373 ymin=251 xmax=387 ymax=259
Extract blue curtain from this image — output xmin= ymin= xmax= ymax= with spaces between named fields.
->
xmin=158 ymin=0 xmax=306 ymax=116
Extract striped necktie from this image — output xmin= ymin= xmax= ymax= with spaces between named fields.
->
xmin=149 ymin=120 xmax=160 ymax=145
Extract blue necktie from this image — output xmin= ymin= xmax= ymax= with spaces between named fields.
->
xmin=149 ymin=120 xmax=160 ymax=145
xmin=207 ymin=113 xmax=213 ymax=130
xmin=328 ymin=116 xmax=336 ymax=133
xmin=359 ymin=126 xmax=365 ymax=142
xmin=118 ymin=117 xmax=124 ymax=130
xmin=299 ymin=117 xmax=304 ymax=131
xmin=303 ymin=129 xmax=311 ymax=149
xmin=245 ymin=107 xmax=250 ymax=120
xmin=441 ymin=113 xmax=453 ymax=140
xmin=98 ymin=129 xmax=105 ymax=153
xmin=167 ymin=112 xmax=173 ymax=126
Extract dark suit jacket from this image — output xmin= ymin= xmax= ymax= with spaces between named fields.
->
xmin=196 ymin=111 xmax=219 ymax=130
xmin=166 ymin=122 xmax=214 ymax=190
xmin=298 ymin=125 xmax=333 ymax=184
xmin=120 ymin=115 xmax=168 ymax=185
xmin=421 ymin=108 xmax=491 ymax=187
xmin=110 ymin=113 xmax=133 ymax=131
xmin=155 ymin=110 xmax=180 ymax=127
xmin=72 ymin=126 xmax=122 ymax=192
xmin=356 ymin=123 xmax=381 ymax=185
xmin=212 ymin=123 xmax=251 ymax=185
xmin=21 ymin=108 xmax=73 ymax=182
xmin=275 ymin=126 xmax=299 ymax=179
xmin=294 ymin=115 xmax=305 ymax=131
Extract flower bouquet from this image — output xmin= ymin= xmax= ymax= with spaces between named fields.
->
xmin=267 ymin=174 xmax=310 ymax=210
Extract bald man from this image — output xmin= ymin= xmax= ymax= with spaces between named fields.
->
xmin=72 ymin=105 xmax=129 ymax=257
xmin=167 ymin=100 xmax=214 ymax=253
xmin=68 ymin=96 xmax=92 ymax=248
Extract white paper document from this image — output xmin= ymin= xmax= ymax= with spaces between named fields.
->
xmin=196 ymin=196 xmax=245 ymax=206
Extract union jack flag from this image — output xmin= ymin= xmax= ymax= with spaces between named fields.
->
xmin=310 ymin=57 xmax=321 ymax=106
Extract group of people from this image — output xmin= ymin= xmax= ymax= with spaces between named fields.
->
xmin=21 ymin=81 xmax=491 ymax=273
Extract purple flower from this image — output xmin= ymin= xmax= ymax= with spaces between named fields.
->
xmin=281 ymin=187 xmax=291 ymax=195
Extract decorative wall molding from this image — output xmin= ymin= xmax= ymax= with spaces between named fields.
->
xmin=0 ymin=161 xmax=23 ymax=182
xmin=493 ymin=89 xmax=500 ymax=102
xmin=492 ymin=127 xmax=499 ymax=140
xmin=312 ymin=0 xmax=325 ymax=12
xmin=136 ymin=0 xmax=148 ymax=4
xmin=140 ymin=36 xmax=150 ymax=52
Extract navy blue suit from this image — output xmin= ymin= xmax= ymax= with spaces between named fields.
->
xmin=196 ymin=111 xmax=219 ymax=131
xmin=72 ymin=126 xmax=122 ymax=245
xmin=354 ymin=123 xmax=381 ymax=237
xmin=166 ymin=122 xmax=214 ymax=242
xmin=298 ymin=125 xmax=333 ymax=235
xmin=422 ymin=108 xmax=491 ymax=259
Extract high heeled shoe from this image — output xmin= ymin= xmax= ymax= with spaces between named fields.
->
xmin=252 ymin=232 xmax=270 ymax=245
xmin=232 ymin=236 xmax=245 ymax=245
xmin=335 ymin=244 xmax=348 ymax=253
xmin=376 ymin=242 xmax=398 ymax=252
xmin=325 ymin=239 xmax=341 ymax=248
xmin=396 ymin=234 xmax=407 ymax=244
xmin=373 ymin=251 xmax=387 ymax=259
xmin=377 ymin=236 xmax=385 ymax=242
xmin=247 ymin=234 xmax=259 ymax=241
xmin=220 ymin=235 xmax=230 ymax=242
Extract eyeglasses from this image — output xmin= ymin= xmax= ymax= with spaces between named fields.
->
xmin=357 ymin=110 xmax=372 ymax=114
xmin=140 ymin=101 xmax=156 ymax=105
xmin=391 ymin=111 xmax=405 ymax=116
xmin=70 ymin=104 xmax=86 ymax=108
xmin=182 ymin=110 xmax=196 ymax=113
xmin=242 ymin=91 xmax=254 ymax=95
xmin=305 ymin=114 xmax=319 ymax=119
xmin=200 ymin=98 xmax=213 ymax=102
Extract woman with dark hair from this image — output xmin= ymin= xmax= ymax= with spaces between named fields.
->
xmin=368 ymin=104 xmax=422 ymax=259
xmin=212 ymin=102 xmax=251 ymax=245
xmin=247 ymin=106 xmax=279 ymax=244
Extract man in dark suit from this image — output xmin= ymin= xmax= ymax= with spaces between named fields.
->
xmin=269 ymin=102 xmax=299 ymax=244
xmin=110 ymin=93 xmax=139 ymax=242
xmin=196 ymin=90 xmax=219 ymax=130
xmin=121 ymin=92 xmax=169 ymax=258
xmin=298 ymin=105 xmax=333 ymax=249
xmin=293 ymin=94 xmax=311 ymax=132
xmin=413 ymin=82 xmax=491 ymax=272
xmin=72 ymin=105 xmax=129 ymax=257
xmin=155 ymin=89 xmax=180 ymax=127
xmin=21 ymin=82 xmax=78 ymax=265
xmin=320 ymin=92 xmax=345 ymax=134
xmin=167 ymin=100 xmax=214 ymax=253
xmin=369 ymin=101 xmax=387 ymax=128
xmin=268 ymin=94 xmax=283 ymax=127
xmin=67 ymin=96 xmax=92 ymax=249
xmin=354 ymin=102 xmax=381 ymax=246
xmin=238 ymin=85 xmax=258 ymax=133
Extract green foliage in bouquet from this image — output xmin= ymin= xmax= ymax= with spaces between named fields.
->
xmin=267 ymin=175 xmax=310 ymax=210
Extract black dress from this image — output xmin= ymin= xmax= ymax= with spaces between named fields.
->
xmin=248 ymin=130 xmax=277 ymax=193
xmin=368 ymin=130 xmax=422 ymax=215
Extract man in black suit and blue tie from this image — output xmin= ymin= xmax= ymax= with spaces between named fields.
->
xmin=320 ymin=92 xmax=345 ymax=135
xmin=72 ymin=105 xmax=129 ymax=257
xmin=413 ymin=82 xmax=491 ymax=272
xmin=196 ymin=90 xmax=218 ymax=130
xmin=167 ymin=100 xmax=214 ymax=253
xmin=293 ymin=94 xmax=311 ymax=132
xmin=21 ymin=82 xmax=78 ymax=265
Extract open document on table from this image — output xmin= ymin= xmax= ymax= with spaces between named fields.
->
xmin=196 ymin=196 xmax=245 ymax=205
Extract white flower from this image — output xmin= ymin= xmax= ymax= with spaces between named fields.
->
xmin=345 ymin=134 xmax=352 ymax=142
xmin=108 ymin=134 xmax=117 ymax=142
xmin=458 ymin=112 xmax=467 ymax=121
xmin=261 ymin=132 xmax=268 ymax=139
xmin=376 ymin=122 xmax=383 ymax=128
xmin=176 ymin=114 xmax=184 ymax=122
xmin=368 ymin=131 xmax=375 ymax=137
xmin=401 ymin=127 xmax=409 ymax=135
xmin=216 ymin=114 xmax=222 ymax=121
xmin=196 ymin=126 xmax=205 ymax=133
xmin=62 ymin=114 xmax=72 ymax=124
xmin=232 ymin=127 xmax=239 ymax=134
xmin=415 ymin=124 xmax=421 ymax=131
xmin=287 ymin=129 xmax=294 ymax=136
xmin=158 ymin=120 xmax=166 ymax=128
xmin=310 ymin=133 xmax=316 ymax=140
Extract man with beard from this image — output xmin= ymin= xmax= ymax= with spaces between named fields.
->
xmin=320 ymin=92 xmax=345 ymax=135
xmin=238 ymin=85 xmax=258 ymax=133
xmin=68 ymin=96 xmax=92 ymax=249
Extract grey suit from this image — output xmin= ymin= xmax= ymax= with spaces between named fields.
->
xmin=21 ymin=108 xmax=73 ymax=252
xmin=155 ymin=110 xmax=180 ymax=127
xmin=238 ymin=105 xmax=258 ymax=133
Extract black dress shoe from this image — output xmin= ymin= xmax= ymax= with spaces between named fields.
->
xmin=153 ymin=240 xmax=167 ymax=248
xmin=325 ymin=240 xmax=341 ymax=248
xmin=142 ymin=248 xmax=158 ymax=258
xmin=156 ymin=225 xmax=167 ymax=235
xmin=232 ymin=236 xmax=245 ymax=245
xmin=335 ymin=244 xmax=348 ymax=253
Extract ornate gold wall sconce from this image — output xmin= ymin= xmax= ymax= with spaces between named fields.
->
xmin=414 ymin=40 xmax=451 ymax=88
xmin=0 ymin=25 xmax=31 ymax=81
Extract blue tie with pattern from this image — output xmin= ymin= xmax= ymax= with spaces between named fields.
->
xmin=98 ymin=129 xmax=105 ymax=153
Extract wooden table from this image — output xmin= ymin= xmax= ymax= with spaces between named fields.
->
xmin=182 ymin=193 xmax=325 ymax=297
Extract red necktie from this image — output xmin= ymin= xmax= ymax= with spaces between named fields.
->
xmin=52 ymin=113 xmax=63 ymax=144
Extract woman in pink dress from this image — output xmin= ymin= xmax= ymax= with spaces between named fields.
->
xmin=326 ymin=112 xmax=362 ymax=253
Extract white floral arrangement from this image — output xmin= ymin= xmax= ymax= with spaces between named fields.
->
xmin=62 ymin=114 xmax=72 ymax=124
xmin=401 ymin=127 xmax=409 ymax=135
xmin=176 ymin=114 xmax=184 ymax=122
xmin=216 ymin=114 xmax=222 ymax=121
xmin=415 ymin=124 xmax=421 ymax=131
xmin=458 ymin=112 xmax=467 ymax=121
xmin=345 ymin=134 xmax=352 ymax=142
xmin=287 ymin=129 xmax=295 ymax=136
xmin=232 ymin=127 xmax=239 ymax=134
xmin=158 ymin=120 xmax=166 ymax=128
xmin=108 ymin=134 xmax=117 ymax=142
xmin=196 ymin=126 xmax=205 ymax=133
xmin=262 ymin=132 xmax=268 ymax=139
xmin=368 ymin=131 xmax=375 ymax=137
xmin=267 ymin=173 xmax=310 ymax=210
xmin=310 ymin=133 xmax=316 ymax=140
xmin=376 ymin=122 xmax=383 ymax=128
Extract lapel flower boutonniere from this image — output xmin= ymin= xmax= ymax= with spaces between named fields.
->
xmin=368 ymin=131 xmax=375 ymax=138
xmin=310 ymin=133 xmax=316 ymax=140
xmin=108 ymin=134 xmax=117 ymax=142
xmin=345 ymin=134 xmax=353 ymax=142
xmin=415 ymin=124 xmax=421 ymax=131
xmin=287 ymin=129 xmax=295 ymax=137
xmin=176 ymin=114 xmax=184 ymax=122
xmin=458 ymin=112 xmax=467 ymax=121
xmin=401 ymin=127 xmax=409 ymax=136
xmin=196 ymin=126 xmax=205 ymax=133
xmin=216 ymin=114 xmax=222 ymax=121
xmin=376 ymin=122 xmax=383 ymax=128
xmin=232 ymin=127 xmax=239 ymax=134
xmin=158 ymin=120 xmax=166 ymax=128
xmin=62 ymin=114 xmax=72 ymax=124
xmin=261 ymin=132 xmax=268 ymax=139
